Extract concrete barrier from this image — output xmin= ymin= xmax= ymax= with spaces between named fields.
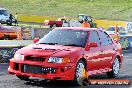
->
xmin=0 ymin=46 xmax=23 ymax=63
xmin=18 ymin=15 xmax=58 ymax=23
xmin=17 ymin=15 xmax=127 ymax=29
xmin=94 ymin=20 xmax=126 ymax=28
xmin=0 ymin=40 xmax=33 ymax=63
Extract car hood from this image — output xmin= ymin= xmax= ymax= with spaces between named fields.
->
xmin=16 ymin=44 xmax=83 ymax=57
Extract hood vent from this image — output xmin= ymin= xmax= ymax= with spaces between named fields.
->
xmin=26 ymin=56 xmax=46 ymax=62
xmin=33 ymin=47 xmax=57 ymax=51
xmin=33 ymin=47 xmax=43 ymax=50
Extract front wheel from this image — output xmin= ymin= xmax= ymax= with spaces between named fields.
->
xmin=16 ymin=75 xmax=29 ymax=81
xmin=74 ymin=60 xmax=87 ymax=86
xmin=107 ymin=57 xmax=120 ymax=78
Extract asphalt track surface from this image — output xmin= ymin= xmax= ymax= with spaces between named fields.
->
xmin=0 ymin=50 xmax=132 ymax=88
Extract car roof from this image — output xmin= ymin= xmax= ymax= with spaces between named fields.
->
xmin=78 ymin=14 xmax=86 ymax=16
xmin=54 ymin=27 xmax=103 ymax=32
xmin=0 ymin=8 xmax=6 ymax=10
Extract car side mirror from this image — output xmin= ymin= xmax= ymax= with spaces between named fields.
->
xmin=85 ymin=42 xmax=98 ymax=51
xmin=33 ymin=38 xmax=39 ymax=43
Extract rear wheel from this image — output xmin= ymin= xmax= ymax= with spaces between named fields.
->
xmin=3 ymin=35 xmax=10 ymax=40
xmin=74 ymin=60 xmax=87 ymax=86
xmin=107 ymin=57 xmax=120 ymax=78
xmin=7 ymin=22 xmax=12 ymax=26
xmin=16 ymin=75 xmax=29 ymax=81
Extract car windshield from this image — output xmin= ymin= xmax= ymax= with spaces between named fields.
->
xmin=107 ymin=27 xmax=126 ymax=32
xmin=0 ymin=10 xmax=9 ymax=16
xmin=79 ymin=15 xmax=84 ymax=20
xmin=38 ymin=29 xmax=88 ymax=47
xmin=107 ymin=27 xmax=115 ymax=31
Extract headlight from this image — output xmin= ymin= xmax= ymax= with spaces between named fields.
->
xmin=14 ymin=54 xmax=24 ymax=61
xmin=48 ymin=57 xmax=70 ymax=63
xmin=48 ymin=57 xmax=63 ymax=63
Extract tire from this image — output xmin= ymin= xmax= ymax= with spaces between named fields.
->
xmin=3 ymin=35 xmax=10 ymax=40
xmin=107 ymin=57 xmax=120 ymax=78
xmin=74 ymin=60 xmax=87 ymax=86
xmin=16 ymin=75 xmax=29 ymax=81
xmin=52 ymin=23 xmax=57 ymax=28
xmin=7 ymin=22 xmax=12 ymax=26
xmin=49 ymin=25 xmax=52 ymax=28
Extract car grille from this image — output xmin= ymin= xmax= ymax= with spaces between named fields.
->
xmin=14 ymin=63 xmax=19 ymax=70
xmin=26 ymin=56 xmax=46 ymax=62
xmin=21 ymin=64 xmax=56 ymax=74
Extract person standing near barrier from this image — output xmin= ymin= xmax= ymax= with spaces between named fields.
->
xmin=17 ymin=28 xmax=22 ymax=40
xmin=115 ymin=25 xmax=120 ymax=42
xmin=14 ymin=13 xmax=18 ymax=26
xmin=81 ymin=18 xmax=90 ymax=28
xmin=9 ymin=14 xmax=13 ymax=26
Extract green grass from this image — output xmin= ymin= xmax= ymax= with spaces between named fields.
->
xmin=1 ymin=0 xmax=132 ymax=21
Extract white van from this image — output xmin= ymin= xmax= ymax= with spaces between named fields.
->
xmin=0 ymin=8 xmax=15 ymax=25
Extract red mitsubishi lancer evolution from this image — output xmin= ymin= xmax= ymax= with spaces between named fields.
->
xmin=8 ymin=27 xmax=123 ymax=85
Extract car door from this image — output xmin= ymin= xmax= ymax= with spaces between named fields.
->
xmin=85 ymin=30 xmax=103 ymax=73
xmin=98 ymin=30 xmax=115 ymax=68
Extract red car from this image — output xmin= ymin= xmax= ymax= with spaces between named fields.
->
xmin=44 ymin=18 xmax=64 ymax=28
xmin=8 ymin=27 xmax=123 ymax=85
xmin=0 ymin=24 xmax=18 ymax=40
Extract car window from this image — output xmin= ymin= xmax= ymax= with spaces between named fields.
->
xmin=89 ymin=30 xmax=101 ymax=47
xmin=38 ymin=29 xmax=88 ymax=47
xmin=0 ymin=10 xmax=9 ymax=16
xmin=122 ymin=28 xmax=126 ymax=31
xmin=108 ymin=27 xmax=126 ymax=32
xmin=119 ymin=27 xmax=125 ymax=31
xmin=98 ymin=31 xmax=113 ymax=46
xmin=107 ymin=27 xmax=115 ymax=31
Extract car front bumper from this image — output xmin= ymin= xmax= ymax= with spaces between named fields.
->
xmin=0 ymin=20 xmax=11 ymax=24
xmin=8 ymin=59 xmax=75 ymax=80
xmin=0 ymin=20 xmax=7 ymax=24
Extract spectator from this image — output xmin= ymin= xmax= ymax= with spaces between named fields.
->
xmin=14 ymin=13 xmax=18 ymax=26
xmin=81 ymin=18 xmax=90 ymax=28
xmin=114 ymin=25 xmax=120 ymax=42
xmin=9 ymin=14 xmax=13 ymax=26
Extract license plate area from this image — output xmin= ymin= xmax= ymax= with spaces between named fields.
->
xmin=22 ymin=64 xmax=56 ymax=74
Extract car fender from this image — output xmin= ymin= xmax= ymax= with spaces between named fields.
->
xmin=73 ymin=53 xmax=87 ymax=71
xmin=111 ymin=49 xmax=122 ymax=67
